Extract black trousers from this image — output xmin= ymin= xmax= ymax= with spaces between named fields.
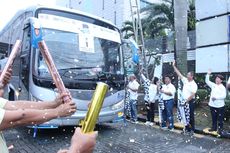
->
xmin=210 ymin=106 xmax=225 ymax=131
xmin=145 ymin=101 xmax=155 ymax=122
xmin=185 ymin=99 xmax=195 ymax=132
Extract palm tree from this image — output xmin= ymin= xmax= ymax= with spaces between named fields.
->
xmin=121 ymin=21 xmax=135 ymax=39
xmin=141 ymin=1 xmax=174 ymax=39
xmin=140 ymin=0 xmax=195 ymax=39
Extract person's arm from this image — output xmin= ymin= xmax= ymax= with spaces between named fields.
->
xmin=4 ymin=93 xmax=69 ymax=110
xmin=172 ymin=60 xmax=184 ymax=80
xmin=213 ymin=86 xmax=227 ymax=101
xmin=205 ymin=70 xmax=215 ymax=89
xmin=0 ymin=102 xmax=76 ymax=131
xmin=160 ymin=84 xmax=175 ymax=96
xmin=160 ymin=90 xmax=172 ymax=96
xmin=186 ymin=93 xmax=196 ymax=103
xmin=68 ymin=128 xmax=97 ymax=153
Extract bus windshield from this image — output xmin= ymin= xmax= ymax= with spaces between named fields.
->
xmin=35 ymin=28 xmax=122 ymax=79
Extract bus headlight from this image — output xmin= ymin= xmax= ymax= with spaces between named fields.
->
xmin=111 ymin=100 xmax=124 ymax=110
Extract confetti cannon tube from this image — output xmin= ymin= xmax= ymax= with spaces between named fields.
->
xmin=0 ymin=40 xmax=21 ymax=87
xmin=38 ymin=40 xmax=72 ymax=103
xmin=81 ymin=82 xmax=108 ymax=133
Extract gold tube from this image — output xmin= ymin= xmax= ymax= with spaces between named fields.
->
xmin=81 ymin=82 xmax=108 ymax=133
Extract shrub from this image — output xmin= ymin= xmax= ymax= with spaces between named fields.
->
xmin=196 ymin=89 xmax=209 ymax=105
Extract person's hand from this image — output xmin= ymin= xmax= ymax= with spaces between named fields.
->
xmin=0 ymin=67 xmax=13 ymax=88
xmin=56 ymin=101 xmax=76 ymax=117
xmin=212 ymin=97 xmax=216 ymax=101
xmin=172 ymin=60 xmax=176 ymax=67
xmin=207 ymin=69 xmax=212 ymax=75
xmin=160 ymin=89 xmax=164 ymax=93
xmin=69 ymin=127 xmax=97 ymax=153
xmin=55 ymin=92 xmax=71 ymax=107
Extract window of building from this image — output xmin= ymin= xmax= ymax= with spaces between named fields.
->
xmin=114 ymin=11 xmax=117 ymax=25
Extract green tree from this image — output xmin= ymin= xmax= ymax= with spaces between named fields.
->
xmin=140 ymin=0 xmax=195 ymax=39
xmin=121 ymin=21 xmax=135 ymax=39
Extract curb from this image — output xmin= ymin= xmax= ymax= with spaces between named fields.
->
xmin=136 ymin=114 xmax=229 ymax=138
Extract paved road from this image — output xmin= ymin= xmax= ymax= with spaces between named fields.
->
xmin=4 ymin=121 xmax=230 ymax=153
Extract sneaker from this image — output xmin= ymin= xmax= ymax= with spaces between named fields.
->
xmin=161 ymin=126 xmax=167 ymax=130
xmin=149 ymin=122 xmax=154 ymax=126
xmin=135 ymin=121 xmax=139 ymax=124
xmin=168 ymin=128 xmax=174 ymax=132
xmin=181 ymin=130 xmax=190 ymax=135
xmin=145 ymin=121 xmax=150 ymax=126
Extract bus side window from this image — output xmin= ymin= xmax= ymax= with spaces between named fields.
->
xmin=20 ymin=26 xmax=31 ymax=90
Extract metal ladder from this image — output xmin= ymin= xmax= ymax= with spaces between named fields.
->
xmin=129 ymin=0 xmax=149 ymax=78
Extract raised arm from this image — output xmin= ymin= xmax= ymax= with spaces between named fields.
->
xmin=0 ymin=102 xmax=76 ymax=131
xmin=205 ymin=69 xmax=215 ymax=89
xmin=4 ymin=93 xmax=70 ymax=110
xmin=172 ymin=60 xmax=184 ymax=79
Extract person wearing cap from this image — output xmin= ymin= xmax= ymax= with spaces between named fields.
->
xmin=205 ymin=69 xmax=227 ymax=133
xmin=127 ymin=74 xmax=140 ymax=123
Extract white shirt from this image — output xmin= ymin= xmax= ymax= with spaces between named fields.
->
xmin=141 ymin=74 xmax=157 ymax=102
xmin=0 ymin=97 xmax=9 ymax=153
xmin=181 ymin=77 xmax=198 ymax=100
xmin=128 ymin=79 xmax=140 ymax=100
xmin=148 ymin=84 xmax=157 ymax=102
xmin=161 ymin=83 xmax=176 ymax=100
xmin=228 ymin=77 xmax=230 ymax=85
xmin=205 ymin=74 xmax=226 ymax=108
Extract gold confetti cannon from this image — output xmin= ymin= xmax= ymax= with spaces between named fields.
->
xmin=81 ymin=82 xmax=108 ymax=133
xmin=38 ymin=40 xmax=72 ymax=103
xmin=0 ymin=40 xmax=21 ymax=88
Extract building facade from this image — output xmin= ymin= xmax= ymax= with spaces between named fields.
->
xmin=56 ymin=0 xmax=155 ymax=28
xmin=195 ymin=0 xmax=230 ymax=73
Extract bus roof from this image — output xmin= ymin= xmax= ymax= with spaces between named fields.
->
xmin=0 ymin=5 xmax=119 ymax=36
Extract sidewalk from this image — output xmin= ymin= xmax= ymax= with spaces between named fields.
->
xmin=137 ymin=113 xmax=230 ymax=139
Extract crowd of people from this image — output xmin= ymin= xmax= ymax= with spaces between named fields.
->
xmin=125 ymin=61 xmax=230 ymax=136
xmin=0 ymin=59 xmax=230 ymax=152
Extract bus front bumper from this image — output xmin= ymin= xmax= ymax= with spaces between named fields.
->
xmin=38 ymin=107 xmax=124 ymax=127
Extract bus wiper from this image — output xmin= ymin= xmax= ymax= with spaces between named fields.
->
xmin=58 ymin=67 xmax=96 ymax=71
xmin=97 ymin=71 xmax=112 ymax=78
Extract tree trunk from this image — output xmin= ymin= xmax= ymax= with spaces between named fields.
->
xmin=174 ymin=0 xmax=188 ymax=74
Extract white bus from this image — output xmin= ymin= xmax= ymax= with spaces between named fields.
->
xmin=0 ymin=5 xmax=125 ymax=128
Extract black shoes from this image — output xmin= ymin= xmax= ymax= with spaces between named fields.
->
xmin=208 ymin=128 xmax=216 ymax=132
